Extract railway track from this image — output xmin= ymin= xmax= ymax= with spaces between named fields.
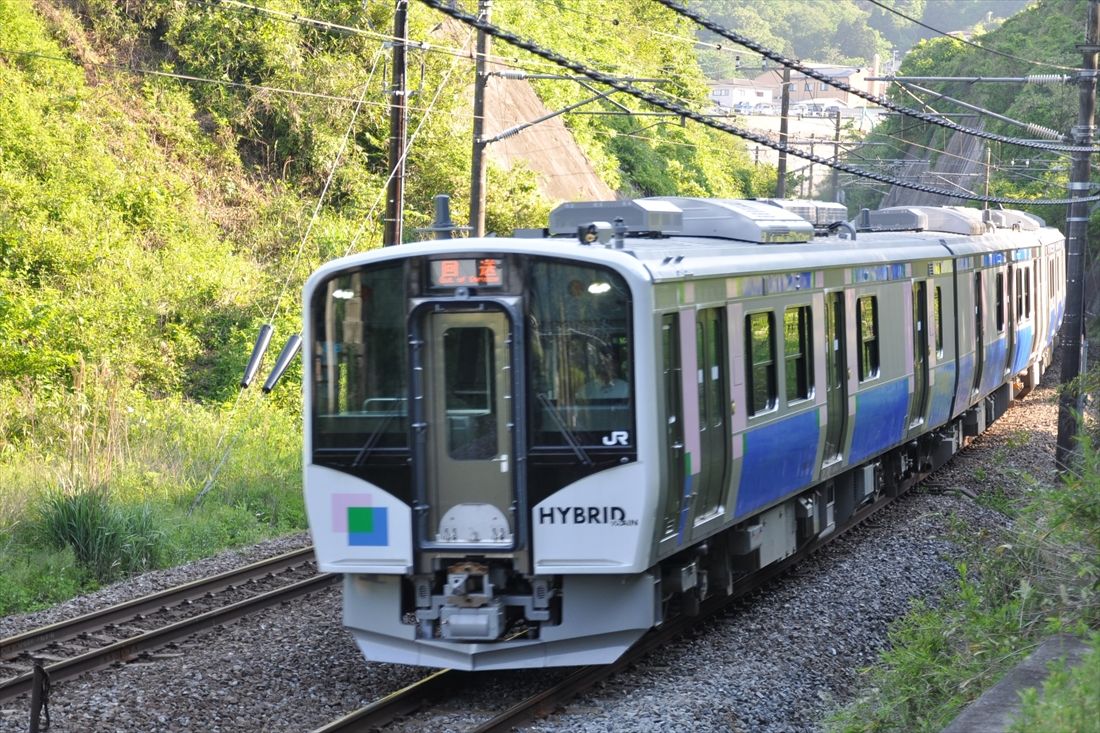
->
xmin=0 ymin=546 xmax=336 ymax=703
xmin=308 ymin=479 xmax=919 ymax=733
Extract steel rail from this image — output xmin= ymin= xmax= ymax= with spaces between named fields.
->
xmin=1 ymin=546 xmax=316 ymax=660
xmin=310 ymin=669 xmax=470 ymax=732
xmin=1 ymin=565 xmax=336 ymax=701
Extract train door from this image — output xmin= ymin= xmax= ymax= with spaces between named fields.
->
xmin=660 ymin=314 xmax=685 ymax=539
xmin=972 ymin=271 xmax=984 ymax=395
xmin=421 ymin=310 xmax=515 ymax=549
xmin=822 ymin=292 xmax=848 ymax=464
xmin=1003 ymin=266 xmax=1015 ymax=375
xmin=695 ymin=308 xmax=729 ymax=521
xmin=911 ymin=280 xmax=930 ymax=425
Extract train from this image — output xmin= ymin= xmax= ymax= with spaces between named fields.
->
xmin=301 ymin=197 xmax=1065 ymax=671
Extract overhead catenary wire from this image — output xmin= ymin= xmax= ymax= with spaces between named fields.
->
xmin=416 ymin=0 xmax=1100 ymax=206
xmin=653 ymin=0 xmax=1100 ymax=155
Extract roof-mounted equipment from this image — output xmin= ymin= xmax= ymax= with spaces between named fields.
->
xmin=854 ymin=206 xmax=987 ymax=235
xmin=985 ymin=209 xmax=1042 ymax=231
xmin=647 ymin=197 xmax=814 ymax=244
xmin=549 ymin=199 xmax=682 ymax=239
xmin=758 ymin=198 xmax=848 ymax=230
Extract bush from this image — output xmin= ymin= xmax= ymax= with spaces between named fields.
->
xmin=36 ymin=487 xmax=166 ymax=583
xmin=827 ymin=422 xmax=1100 ymax=732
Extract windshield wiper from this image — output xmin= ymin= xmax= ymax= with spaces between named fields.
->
xmin=536 ymin=393 xmax=593 ymax=467
xmin=352 ymin=413 xmax=393 ymax=466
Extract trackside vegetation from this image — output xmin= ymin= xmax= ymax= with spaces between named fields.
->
xmin=826 ymin=401 xmax=1100 ymax=732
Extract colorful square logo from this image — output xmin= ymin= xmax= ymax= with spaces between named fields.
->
xmin=347 ymin=506 xmax=388 ymax=546
xmin=331 ymin=493 xmax=388 ymax=547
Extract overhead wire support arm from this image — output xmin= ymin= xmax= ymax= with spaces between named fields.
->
xmin=867 ymin=75 xmax=1073 ymax=84
xmin=890 ymin=80 xmax=1065 ymax=141
xmin=480 ymin=88 xmax=622 ymax=144
xmin=416 ymin=0 xmax=1100 ymax=206
xmin=480 ymin=75 xmax=671 ymax=144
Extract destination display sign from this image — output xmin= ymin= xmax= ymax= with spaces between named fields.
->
xmin=429 ymin=258 xmax=505 ymax=288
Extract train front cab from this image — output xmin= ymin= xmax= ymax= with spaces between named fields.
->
xmin=304 ymin=245 xmax=666 ymax=670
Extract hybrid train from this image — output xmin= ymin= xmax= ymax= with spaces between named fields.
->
xmin=302 ymin=197 xmax=1064 ymax=670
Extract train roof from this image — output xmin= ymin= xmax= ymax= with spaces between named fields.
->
xmin=306 ymin=198 xmax=1063 ymax=289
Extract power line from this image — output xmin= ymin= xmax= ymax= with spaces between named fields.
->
xmin=0 ymin=47 xmax=378 ymax=105
xmin=862 ymin=0 xmax=1078 ymax=72
xmin=654 ymin=0 xmax=1099 ymax=155
xmin=189 ymin=0 xmax=569 ymax=77
xmin=416 ymin=0 xmax=1100 ymax=206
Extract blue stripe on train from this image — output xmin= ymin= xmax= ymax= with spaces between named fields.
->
xmin=849 ymin=378 xmax=909 ymax=465
xmin=734 ymin=408 xmax=819 ymax=519
xmin=1011 ymin=325 xmax=1034 ymax=376
xmin=928 ymin=361 xmax=956 ymax=428
xmin=981 ymin=337 xmax=1008 ymax=395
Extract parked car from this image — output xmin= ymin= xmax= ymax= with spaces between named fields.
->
xmin=752 ymin=102 xmax=774 ymax=115
xmin=733 ymin=101 xmax=754 ymax=115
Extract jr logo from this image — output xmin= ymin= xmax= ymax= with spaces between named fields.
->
xmin=602 ymin=431 xmax=630 ymax=446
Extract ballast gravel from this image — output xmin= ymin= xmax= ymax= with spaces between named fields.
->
xmin=0 ymin=369 xmax=1060 ymax=732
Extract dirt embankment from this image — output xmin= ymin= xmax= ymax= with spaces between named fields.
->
xmin=481 ymin=74 xmax=616 ymax=204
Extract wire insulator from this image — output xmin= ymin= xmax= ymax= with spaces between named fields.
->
xmin=1025 ymin=74 xmax=1070 ymax=84
xmin=1025 ymin=123 xmax=1065 ymax=141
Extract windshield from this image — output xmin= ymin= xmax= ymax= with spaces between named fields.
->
xmin=310 ymin=262 xmax=408 ymax=461
xmin=527 ymin=259 xmax=633 ymax=448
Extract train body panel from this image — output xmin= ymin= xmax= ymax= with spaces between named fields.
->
xmin=303 ymin=198 xmax=1066 ymax=670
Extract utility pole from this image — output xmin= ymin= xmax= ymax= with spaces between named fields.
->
xmin=776 ymin=66 xmax=791 ymax=198
xmin=983 ymin=144 xmax=991 ymax=207
xmin=831 ymin=108 xmax=840 ymax=201
xmin=383 ymin=0 xmax=409 ymax=246
xmin=807 ymin=135 xmax=815 ymax=198
xmin=469 ymin=0 xmax=492 ymax=237
xmin=1056 ymin=0 xmax=1100 ymax=470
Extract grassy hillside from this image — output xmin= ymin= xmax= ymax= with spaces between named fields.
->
xmin=0 ymin=0 xmax=772 ymax=613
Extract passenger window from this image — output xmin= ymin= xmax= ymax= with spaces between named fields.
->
xmin=995 ymin=273 xmax=1005 ymax=332
xmin=1015 ymin=269 xmax=1024 ymax=319
xmin=1025 ymin=267 xmax=1032 ymax=318
xmin=934 ymin=287 xmax=944 ymax=356
xmin=784 ymin=306 xmax=813 ymax=403
xmin=745 ymin=312 xmax=776 ymax=415
xmin=857 ymin=296 xmax=880 ymax=381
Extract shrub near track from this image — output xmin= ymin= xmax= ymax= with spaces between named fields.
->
xmin=827 ymin=406 xmax=1100 ymax=732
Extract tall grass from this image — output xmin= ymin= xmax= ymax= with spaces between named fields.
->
xmin=36 ymin=486 xmax=164 ymax=582
xmin=0 ymin=360 xmax=303 ymax=615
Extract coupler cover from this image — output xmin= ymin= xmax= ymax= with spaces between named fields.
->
xmin=440 ymin=599 xmax=505 ymax=640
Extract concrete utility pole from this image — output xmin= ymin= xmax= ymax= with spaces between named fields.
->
xmin=776 ymin=66 xmax=791 ymax=198
xmin=830 ymin=108 xmax=841 ymax=201
xmin=383 ymin=0 xmax=409 ymax=246
xmin=469 ymin=0 xmax=492 ymax=237
xmin=1056 ymin=0 xmax=1100 ymax=470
